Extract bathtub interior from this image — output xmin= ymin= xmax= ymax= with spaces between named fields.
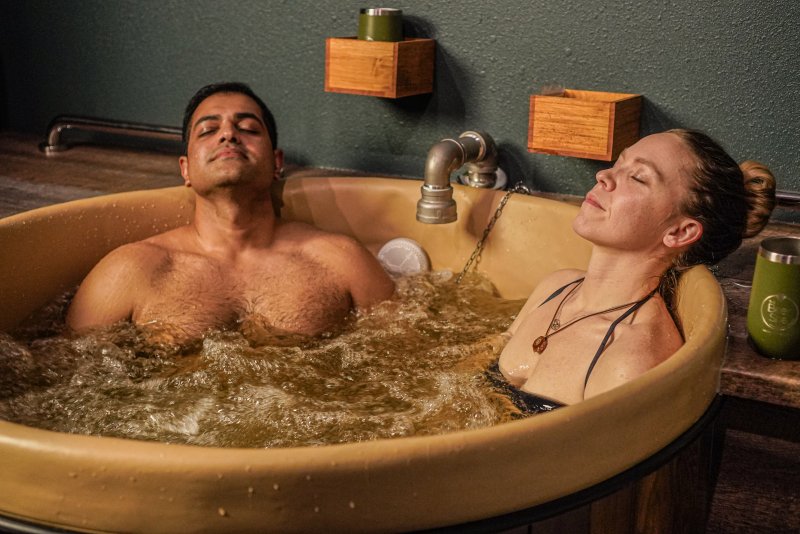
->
xmin=0 ymin=177 xmax=726 ymax=533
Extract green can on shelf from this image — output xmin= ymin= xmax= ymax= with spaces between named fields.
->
xmin=358 ymin=8 xmax=403 ymax=42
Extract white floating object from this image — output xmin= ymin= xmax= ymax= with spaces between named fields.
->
xmin=377 ymin=237 xmax=430 ymax=276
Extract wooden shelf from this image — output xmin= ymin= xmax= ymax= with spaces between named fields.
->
xmin=527 ymin=89 xmax=642 ymax=161
xmin=324 ymin=37 xmax=435 ymax=98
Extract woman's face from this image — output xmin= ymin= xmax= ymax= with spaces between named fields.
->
xmin=572 ymin=132 xmax=698 ymax=256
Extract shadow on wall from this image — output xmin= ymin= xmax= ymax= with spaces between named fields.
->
xmin=384 ymin=15 xmax=468 ymax=124
xmin=501 ymin=142 xmax=607 ymax=195
xmin=0 ymin=55 xmax=7 ymax=129
xmin=497 ymin=141 xmax=538 ymax=190
xmin=331 ymin=15 xmax=473 ymax=177
xmin=640 ymin=97 xmax=683 ymax=136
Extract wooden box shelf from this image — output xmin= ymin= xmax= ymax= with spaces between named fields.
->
xmin=324 ymin=37 xmax=435 ymax=98
xmin=527 ymin=89 xmax=642 ymax=161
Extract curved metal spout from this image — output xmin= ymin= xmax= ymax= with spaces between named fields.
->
xmin=416 ymin=131 xmax=497 ymax=224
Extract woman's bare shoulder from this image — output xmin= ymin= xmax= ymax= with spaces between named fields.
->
xmin=585 ymin=297 xmax=683 ymax=398
xmin=529 ymin=269 xmax=586 ymax=301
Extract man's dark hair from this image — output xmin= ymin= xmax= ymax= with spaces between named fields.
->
xmin=181 ymin=82 xmax=278 ymax=151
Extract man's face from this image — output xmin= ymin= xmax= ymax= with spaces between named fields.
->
xmin=179 ymin=92 xmax=279 ymax=194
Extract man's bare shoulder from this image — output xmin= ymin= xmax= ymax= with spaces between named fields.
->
xmin=66 ymin=235 xmax=180 ymax=331
xmin=94 ymin=230 xmax=187 ymax=279
xmin=275 ymin=221 xmax=363 ymax=255
xmin=274 ymin=221 xmax=394 ymax=307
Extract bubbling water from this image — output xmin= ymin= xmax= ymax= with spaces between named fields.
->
xmin=0 ymin=272 xmax=528 ymax=448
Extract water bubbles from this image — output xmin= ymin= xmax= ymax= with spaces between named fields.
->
xmin=1 ymin=273 xmax=524 ymax=447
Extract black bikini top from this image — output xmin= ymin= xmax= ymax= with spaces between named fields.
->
xmin=485 ymin=361 xmax=564 ymax=413
xmin=493 ymin=278 xmax=656 ymax=414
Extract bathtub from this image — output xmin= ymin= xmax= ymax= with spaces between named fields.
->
xmin=0 ymin=177 xmax=726 ymax=532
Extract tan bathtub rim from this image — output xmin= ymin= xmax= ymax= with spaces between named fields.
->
xmin=0 ymin=178 xmax=726 ymax=533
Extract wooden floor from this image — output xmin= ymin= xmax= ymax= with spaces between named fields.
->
xmin=0 ymin=131 xmax=182 ymax=218
xmin=2 ymin=130 xmax=799 ymax=533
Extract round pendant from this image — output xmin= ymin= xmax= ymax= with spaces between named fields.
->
xmin=532 ymin=336 xmax=548 ymax=354
xmin=551 ymin=319 xmax=560 ymax=330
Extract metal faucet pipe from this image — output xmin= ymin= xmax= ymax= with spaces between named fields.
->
xmin=416 ymin=131 xmax=497 ymax=224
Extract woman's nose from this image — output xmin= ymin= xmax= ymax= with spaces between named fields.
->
xmin=596 ymin=168 xmax=615 ymax=190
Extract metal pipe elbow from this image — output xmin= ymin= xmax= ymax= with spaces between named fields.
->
xmin=416 ymin=132 xmax=489 ymax=224
xmin=416 ymin=139 xmax=460 ymax=224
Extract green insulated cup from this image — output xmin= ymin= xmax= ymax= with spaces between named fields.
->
xmin=746 ymin=236 xmax=800 ymax=359
xmin=358 ymin=8 xmax=403 ymax=41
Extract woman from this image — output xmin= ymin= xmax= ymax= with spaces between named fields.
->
xmin=496 ymin=129 xmax=776 ymax=409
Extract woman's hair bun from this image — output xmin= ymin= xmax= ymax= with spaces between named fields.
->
xmin=739 ymin=160 xmax=776 ymax=238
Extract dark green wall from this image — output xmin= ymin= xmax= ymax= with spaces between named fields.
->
xmin=1 ymin=1 xmax=798 ymax=202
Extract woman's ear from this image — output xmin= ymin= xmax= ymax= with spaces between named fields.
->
xmin=663 ymin=217 xmax=703 ymax=250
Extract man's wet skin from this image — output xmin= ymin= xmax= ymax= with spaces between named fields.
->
xmin=66 ymin=88 xmax=394 ymax=339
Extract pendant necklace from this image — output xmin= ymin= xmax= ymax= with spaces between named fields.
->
xmin=531 ymin=280 xmax=650 ymax=354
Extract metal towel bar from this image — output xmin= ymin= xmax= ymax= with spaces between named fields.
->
xmin=39 ymin=115 xmax=182 ymax=155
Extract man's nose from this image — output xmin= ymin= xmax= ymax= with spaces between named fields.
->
xmin=218 ymin=121 xmax=239 ymax=143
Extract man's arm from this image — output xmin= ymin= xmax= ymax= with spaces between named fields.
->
xmin=66 ymin=245 xmax=150 ymax=332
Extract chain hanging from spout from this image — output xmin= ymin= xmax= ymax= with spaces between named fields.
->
xmin=455 ymin=182 xmax=532 ymax=284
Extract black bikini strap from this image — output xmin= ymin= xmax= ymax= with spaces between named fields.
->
xmin=539 ymin=278 xmax=584 ymax=307
xmin=583 ymin=288 xmax=658 ymax=391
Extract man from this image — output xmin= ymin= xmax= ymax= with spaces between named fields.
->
xmin=66 ymin=82 xmax=394 ymax=341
